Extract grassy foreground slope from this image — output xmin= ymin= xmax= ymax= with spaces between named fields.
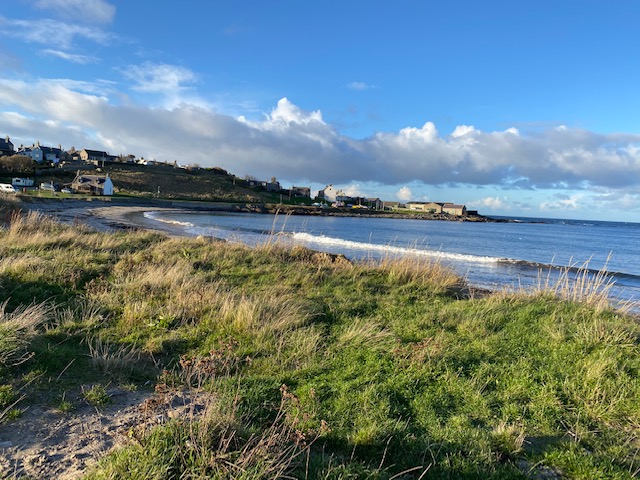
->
xmin=1 ymin=211 xmax=639 ymax=479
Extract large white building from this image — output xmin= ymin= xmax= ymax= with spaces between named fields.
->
xmin=318 ymin=185 xmax=346 ymax=203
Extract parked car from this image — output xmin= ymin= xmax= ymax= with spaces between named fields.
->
xmin=61 ymin=188 xmax=73 ymax=194
xmin=40 ymin=182 xmax=58 ymax=192
xmin=0 ymin=183 xmax=17 ymax=194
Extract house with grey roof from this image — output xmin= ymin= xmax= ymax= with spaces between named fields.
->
xmin=79 ymin=149 xmax=109 ymax=162
xmin=71 ymin=172 xmax=114 ymax=195
xmin=18 ymin=141 xmax=63 ymax=163
xmin=0 ymin=136 xmax=15 ymax=156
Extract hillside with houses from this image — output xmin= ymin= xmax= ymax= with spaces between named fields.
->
xmin=0 ymin=135 xmax=478 ymax=217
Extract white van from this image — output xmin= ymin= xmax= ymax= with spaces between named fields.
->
xmin=0 ymin=183 xmax=17 ymax=194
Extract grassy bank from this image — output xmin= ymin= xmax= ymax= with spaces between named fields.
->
xmin=1 ymin=207 xmax=639 ymax=479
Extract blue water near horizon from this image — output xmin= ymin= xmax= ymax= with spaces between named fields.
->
xmin=135 ymin=210 xmax=640 ymax=309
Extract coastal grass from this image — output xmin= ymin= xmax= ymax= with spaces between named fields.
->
xmin=0 ymin=212 xmax=639 ymax=478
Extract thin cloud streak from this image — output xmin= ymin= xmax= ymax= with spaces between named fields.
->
xmin=0 ymin=16 xmax=116 ymax=51
xmin=31 ymin=0 xmax=116 ymax=24
xmin=42 ymin=49 xmax=98 ymax=64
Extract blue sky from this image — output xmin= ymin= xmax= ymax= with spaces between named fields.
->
xmin=1 ymin=0 xmax=640 ymax=221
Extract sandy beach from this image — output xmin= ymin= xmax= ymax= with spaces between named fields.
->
xmin=18 ymin=197 xmax=227 ymax=236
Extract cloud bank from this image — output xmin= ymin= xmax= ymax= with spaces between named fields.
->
xmin=1 ymin=75 xmax=640 ymax=201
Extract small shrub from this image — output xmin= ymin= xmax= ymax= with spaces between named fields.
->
xmin=88 ymin=337 xmax=141 ymax=374
xmin=0 ymin=384 xmax=15 ymax=408
xmin=82 ymin=384 xmax=111 ymax=407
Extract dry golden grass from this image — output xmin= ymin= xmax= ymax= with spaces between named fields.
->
xmin=87 ymin=337 xmax=142 ymax=374
xmin=337 ymin=318 xmax=395 ymax=352
xmin=537 ymin=259 xmax=618 ymax=312
xmin=0 ymin=300 xmax=51 ymax=367
xmin=374 ymin=255 xmax=465 ymax=294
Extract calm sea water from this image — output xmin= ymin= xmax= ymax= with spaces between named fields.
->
xmin=135 ymin=211 xmax=640 ymax=308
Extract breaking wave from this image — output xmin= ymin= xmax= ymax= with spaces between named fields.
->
xmin=143 ymin=211 xmax=194 ymax=228
xmin=291 ymin=232 xmax=498 ymax=264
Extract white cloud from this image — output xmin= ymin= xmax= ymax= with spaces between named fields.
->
xmin=2 ymin=77 xmax=640 ymax=215
xmin=121 ymin=62 xmax=197 ymax=94
xmin=347 ymin=81 xmax=372 ymax=91
xmin=540 ymin=193 xmax=585 ymax=211
xmin=451 ymin=125 xmax=476 ymax=138
xmin=341 ymin=184 xmax=364 ymax=198
xmin=31 ymin=0 xmax=116 ymax=24
xmin=0 ymin=16 xmax=115 ymax=51
xmin=42 ymin=49 xmax=98 ymax=64
xmin=470 ymin=196 xmax=509 ymax=210
xmin=397 ymin=186 xmax=412 ymax=202
xmin=265 ymin=97 xmax=324 ymax=126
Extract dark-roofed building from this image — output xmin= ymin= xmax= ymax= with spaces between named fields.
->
xmin=71 ymin=172 xmax=114 ymax=195
xmin=79 ymin=149 xmax=109 ymax=162
xmin=0 ymin=136 xmax=14 ymax=156
xmin=291 ymin=186 xmax=311 ymax=197
xmin=18 ymin=142 xmax=63 ymax=163
xmin=366 ymin=198 xmax=383 ymax=210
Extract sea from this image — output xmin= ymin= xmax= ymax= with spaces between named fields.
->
xmin=134 ymin=210 xmax=640 ymax=310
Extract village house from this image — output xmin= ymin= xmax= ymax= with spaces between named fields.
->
xmin=291 ymin=186 xmax=311 ymax=198
xmin=406 ymin=201 xmax=445 ymax=213
xmin=18 ymin=142 xmax=63 ymax=164
xmin=383 ymin=201 xmax=401 ymax=211
xmin=406 ymin=201 xmax=468 ymax=216
xmin=71 ymin=172 xmax=114 ymax=195
xmin=79 ymin=149 xmax=109 ymax=162
xmin=318 ymin=185 xmax=344 ymax=203
xmin=246 ymin=177 xmax=281 ymax=192
xmin=0 ymin=136 xmax=15 ymax=156
xmin=442 ymin=204 xmax=467 ymax=216
xmin=365 ymin=198 xmax=383 ymax=210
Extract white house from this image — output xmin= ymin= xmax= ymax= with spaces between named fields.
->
xmin=18 ymin=142 xmax=62 ymax=164
xmin=71 ymin=172 xmax=114 ymax=195
xmin=318 ymin=185 xmax=348 ymax=203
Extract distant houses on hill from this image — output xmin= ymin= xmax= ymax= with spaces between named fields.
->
xmin=317 ymin=185 xmax=473 ymax=216
xmin=0 ymin=133 xmax=476 ymax=213
xmin=405 ymin=201 xmax=476 ymax=216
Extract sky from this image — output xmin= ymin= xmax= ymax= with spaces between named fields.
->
xmin=1 ymin=0 xmax=640 ymax=221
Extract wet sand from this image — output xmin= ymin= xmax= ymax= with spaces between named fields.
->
xmin=19 ymin=197 xmax=228 ymax=236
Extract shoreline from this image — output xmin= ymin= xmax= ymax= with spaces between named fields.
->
xmin=17 ymin=197 xmax=640 ymax=314
xmin=16 ymin=196 xmax=503 ymax=234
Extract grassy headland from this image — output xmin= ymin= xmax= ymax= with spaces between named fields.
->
xmin=1 ymin=202 xmax=639 ymax=479
xmin=17 ymin=163 xmax=277 ymax=203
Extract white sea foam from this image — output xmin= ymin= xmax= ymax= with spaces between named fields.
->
xmin=291 ymin=232 xmax=499 ymax=264
xmin=143 ymin=211 xmax=194 ymax=227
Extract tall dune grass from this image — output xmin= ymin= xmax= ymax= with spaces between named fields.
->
xmin=0 ymin=300 xmax=50 ymax=368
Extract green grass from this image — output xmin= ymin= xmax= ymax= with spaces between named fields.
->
xmin=0 ymin=209 xmax=639 ymax=478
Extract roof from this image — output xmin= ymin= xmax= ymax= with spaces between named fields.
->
xmin=73 ymin=174 xmax=109 ymax=184
xmin=443 ymin=204 xmax=466 ymax=209
xmin=0 ymin=137 xmax=13 ymax=149
xmin=81 ymin=149 xmax=109 ymax=157
xmin=38 ymin=145 xmax=62 ymax=155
